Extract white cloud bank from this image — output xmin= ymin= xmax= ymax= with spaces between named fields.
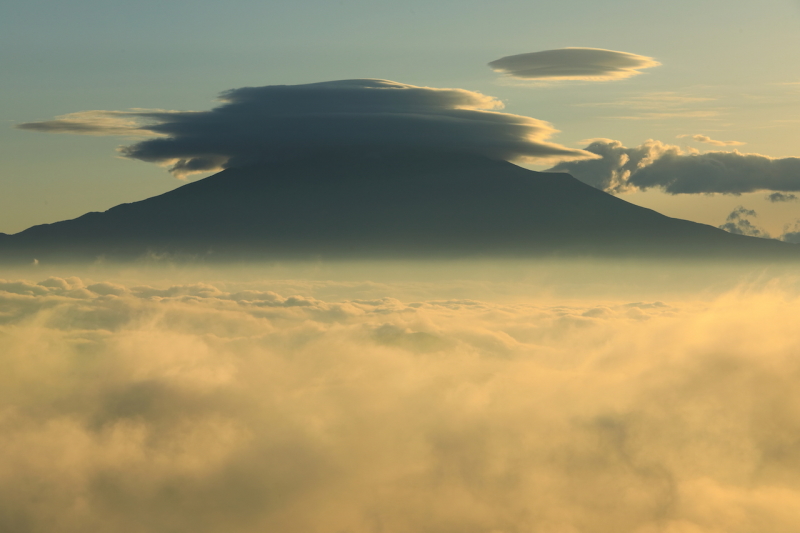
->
xmin=2 ymin=275 xmax=800 ymax=532
xmin=678 ymin=133 xmax=745 ymax=146
xmin=488 ymin=48 xmax=660 ymax=81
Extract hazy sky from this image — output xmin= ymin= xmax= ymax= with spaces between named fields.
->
xmin=3 ymin=0 xmax=800 ymax=235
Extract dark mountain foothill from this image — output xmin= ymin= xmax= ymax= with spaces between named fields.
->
xmin=1 ymin=151 xmax=797 ymax=263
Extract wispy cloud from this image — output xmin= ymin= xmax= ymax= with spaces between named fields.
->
xmin=677 ymin=133 xmax=745 ymax=146
xmin=718 ymin=206 xmax=770 ymax=238
xmin=576 ymin=92 xmax=715 ymax=109
xmin=575 ymin=91 xmax=722 ymax=120
xmin=611 ymin=110 xmax=721 ymax=120
xmin=17 ymin=110 xmax=165 ymax=137
xmin=488 ymin=48 xmax=660 ymax=81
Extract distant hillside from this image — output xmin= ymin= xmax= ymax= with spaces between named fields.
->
xmin=0 ymin=151 xmax=797 ymax=263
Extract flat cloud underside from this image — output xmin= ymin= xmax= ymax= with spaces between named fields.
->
xmin=489 ymin=48 xmax=660 ymax=81
xmin=16 ymin=79 xmax=594 ymax=178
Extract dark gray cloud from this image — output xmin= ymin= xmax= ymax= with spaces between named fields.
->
xmin=17 ymin=79 xmax=592 ymax=178
xmin=549 ymin=139 xmax=800 ymax=195
xmin=488 ymin=48 xmax=660 ymax=81
xmin=718 ymin=206 xmax=770 ymax=238
xmin=766 ymin=192 xmax=798 ymax=202
xmin=779 ymin=220 xmax=800 ymax=243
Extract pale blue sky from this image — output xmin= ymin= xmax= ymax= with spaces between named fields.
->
xmin=3 ymin=0 xmax=800 ymax=234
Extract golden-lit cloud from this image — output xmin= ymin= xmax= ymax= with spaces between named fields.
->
xmin=16 ymin=110 xmax=162 ymax=137
xmin=15 ymin=79 xmax=593 ymax=178
xmin=678 ymin=133 xmax=745 ymax=146
xmin=3 ymin=273 xmax=800 ymax=532
xmin=488 ymin=47 xmax=660 ymax=81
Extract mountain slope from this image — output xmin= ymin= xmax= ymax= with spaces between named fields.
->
xmin=1 ymin=152 xmax=796 ymax=262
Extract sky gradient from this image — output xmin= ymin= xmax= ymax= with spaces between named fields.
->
xmin=4 ymin=0 xmax=800 ymax=237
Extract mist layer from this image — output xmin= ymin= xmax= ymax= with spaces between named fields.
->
xmin=2 ymin=274 xmax=800 ymax=532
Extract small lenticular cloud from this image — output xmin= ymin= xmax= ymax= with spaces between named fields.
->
xmin=677 ymin=133 xmax=745 ymax=146
xmin=488 ymin=47 xmax=660 ymax=81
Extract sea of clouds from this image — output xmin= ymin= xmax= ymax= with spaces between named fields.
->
xmin=2 ymin=267 xmax=800 ymax=533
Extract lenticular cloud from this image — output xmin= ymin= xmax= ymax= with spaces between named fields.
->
xmin=17 ymin=79 xmax=592 ymax=178
xmin=489 ymin=47 xmax=660 ymax=81
xmin=2 ymin=275 xmax=800 ymax=532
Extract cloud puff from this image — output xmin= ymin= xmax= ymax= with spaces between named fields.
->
xmin=3 ymin=274 xmax=800 ymax=532
xmin=678 ymin=133 xmax=745 ymax=146
xmin=767 ymin=192 xmax=798 ymax=202
xmin=549 ymin=138 xmax=800 ymax=195
xmin=16 ymin=79 xmax=592 ymax=178
xmin=779 ymin=220 xmax=800 ymax=243
xmin=718 ymin=206 xmax=770 ymax=238
xmin=488 ymin=47 xmax=660 ymax=81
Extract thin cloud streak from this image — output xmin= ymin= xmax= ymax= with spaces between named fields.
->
xmin=17 ymin=110 xmax=164 ymax=137
xmin=678 ymin=133 xmax=745 ymax=146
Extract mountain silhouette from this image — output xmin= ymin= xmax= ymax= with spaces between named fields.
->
xmin=0 ymin=151 xmax=797 ymax=263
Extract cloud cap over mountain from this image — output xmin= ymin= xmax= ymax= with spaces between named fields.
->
xmin=488 ymin=48 xmax=660 ymax=81
xmin=17 ymin=79 xmax=593 ymax=178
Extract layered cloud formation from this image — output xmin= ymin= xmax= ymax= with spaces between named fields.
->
xmin=16 ymin=79 xmax=592 ymax=178
xmin=550 ymin=138 xmax=800 ymax=195
xmin=488 ymin=48 xmax=660 ymax=81
xmin=3 ymin=274 xmax=800 ymax=532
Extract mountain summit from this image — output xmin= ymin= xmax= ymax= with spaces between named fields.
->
xmin=0 ymin=152 xmax=796 ymax=263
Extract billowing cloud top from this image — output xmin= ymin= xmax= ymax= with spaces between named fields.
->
xmin=17 ymin=79 xmax=592 ymax=178
xmin=4 ymin=274 xmax=800 ymax=532
xmin=488 ymin=48 xmax=660 ymax=81
xmin=549 ymin=138 xmax=800 ymax=195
